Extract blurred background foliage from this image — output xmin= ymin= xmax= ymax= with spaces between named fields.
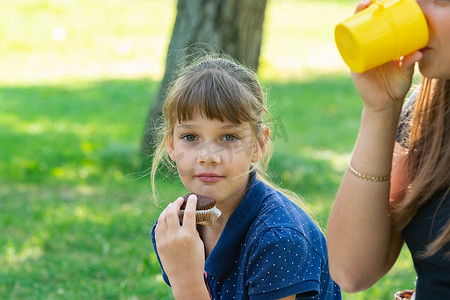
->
xmin=0 ymin=0 xmax=416 ymax=299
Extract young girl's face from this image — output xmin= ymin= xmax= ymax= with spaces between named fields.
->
xmin=417 ymin=0 xmax=450 ymax=79
xmin=168 ymin=110 xmax=262 ymax=207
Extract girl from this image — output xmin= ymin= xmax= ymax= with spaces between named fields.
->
xmin=150 ymin=55 xmax=341 ymax=299
xmin=327 ymin=0 xmax=450 ymax=299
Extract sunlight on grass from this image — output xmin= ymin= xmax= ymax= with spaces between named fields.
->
xmin=73 ymin=205 xmax=111 ymax=225
xmin=260 ymin=1 xmax=352 ymax=81
xmin=2 ymin=243 xmax=43 ymax=268
xmin=306 ymin=147 xmax=351 ymax=172
xmin=0 ymin=0 xmax=176 ymax=84
xmin=0 ymin=0 xmax=353 ymax=84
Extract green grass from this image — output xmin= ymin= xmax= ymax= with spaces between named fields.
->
xmin=0 ymin=79 xmax=173 ymax=299
xmin=0 ymin=0 xmax=416 ymax=299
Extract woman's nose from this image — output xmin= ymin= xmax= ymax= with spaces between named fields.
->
xmin=416 ymin=0 xmax=428 ymax=18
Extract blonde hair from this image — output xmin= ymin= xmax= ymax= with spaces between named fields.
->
xmin=150 ymin=54 xmax=312 ymax=216
xmin=393 ymin=78 xmax=450 ymax=258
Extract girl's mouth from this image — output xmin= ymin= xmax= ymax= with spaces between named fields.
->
xmin=196 ymin=173 xmax=224 ymax=182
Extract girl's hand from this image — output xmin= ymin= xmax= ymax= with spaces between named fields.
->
xmin=155 ymin=195 xmax=206 ymax=293
xmin=351 ymin=0 xmax=422 ymax=113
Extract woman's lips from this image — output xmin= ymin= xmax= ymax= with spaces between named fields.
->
xmin=196 ymin=173 xmax=223 ymax=182
xmin=420 ymin=47 xmax=431 ymax=54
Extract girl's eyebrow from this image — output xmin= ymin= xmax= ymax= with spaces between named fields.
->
xmin=176 ymin=123 xmax=196 ymax=129
xmin=221 ymin=124 xmax=245 ymax=130
xmin=176 ymin=123 xmax=246 ymax=130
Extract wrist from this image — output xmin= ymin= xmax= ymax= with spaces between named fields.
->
xmin=170 ymin=273 xmax=210 ymax=300
xmin=361 ymin=105 xmax=402 ymax=132
xmin=360 ymin=88 xmax=405 ymax=113
xmin=352 ymin=106 xmax=402 ymax=174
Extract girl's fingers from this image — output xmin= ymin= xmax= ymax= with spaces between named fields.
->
xmin=155 ymin=204 xmax=170 ymax=241
xmin=156 ymin=197 xmax=182 ymax=231
xmin=156 ymin=204 xmax=169 ymax=229
xmin=157 ymin=194 xmax=198 ymax=239
xmin=165 ymin=197 xmax=184 ymax=230
xmin=182 ymin=194 xmax=198 ymax=229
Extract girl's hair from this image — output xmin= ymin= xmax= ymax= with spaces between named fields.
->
xmin=150 ymin=54 xmax=311 ymax=215
xmin=393 ymin=78 xmax=450 ymax=258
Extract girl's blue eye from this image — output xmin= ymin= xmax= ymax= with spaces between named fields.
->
xmin=183 ymin=135 xmax=197 ymax=142
xmin=222 ymin=135 xmax=237 ymax=142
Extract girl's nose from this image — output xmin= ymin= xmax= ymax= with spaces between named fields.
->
xmin=196 ymin=142 xmax=222 ymax=165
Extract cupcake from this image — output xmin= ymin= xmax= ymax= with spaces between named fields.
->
xmin=178 ymin=193 xmax=221 ymax=225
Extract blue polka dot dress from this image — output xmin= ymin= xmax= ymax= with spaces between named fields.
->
xmin=152 ymin=175 xmax=341 ymax=299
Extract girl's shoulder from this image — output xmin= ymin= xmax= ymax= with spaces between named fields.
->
xmin=242 ymin=176 xmax=326 ymax=251
xmin=258 ymin=186 xmax=320 ymax=228
xmin=243 ymin=202 xmax=338 ymax=299
xmin=247 ymin=187 xmax=327 ymax=254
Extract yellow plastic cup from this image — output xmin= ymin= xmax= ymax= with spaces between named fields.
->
xmin=335 ymin=0 xmax=428 ymax=73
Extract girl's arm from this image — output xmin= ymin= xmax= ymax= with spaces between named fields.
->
xmin=327 ymin=1 xmax=422 ymax=292
xmin=154 ymin=195 xmax=211 ymax=300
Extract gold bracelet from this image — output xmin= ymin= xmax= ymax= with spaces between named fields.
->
xmin=348 ymin=164 xmax=391 ymax=182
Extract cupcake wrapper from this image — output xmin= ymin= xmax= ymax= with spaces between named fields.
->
xmin=178 ymin=207 xmax=221 ymax=226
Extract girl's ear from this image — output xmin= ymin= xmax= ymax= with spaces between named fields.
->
xmin=167 ymin=138 xmax=176 ymax=161
xmin=252 ymin=126 xmax=270 ymax=162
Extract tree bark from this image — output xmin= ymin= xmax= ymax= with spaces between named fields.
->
xmin=142 ymin=0 xmax=267 ymax=155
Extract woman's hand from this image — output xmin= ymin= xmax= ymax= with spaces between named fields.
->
xmin=351 ymin=0 xmax=422 ymax=113
xmin=155 ymin=195 xmax=210 ymax=299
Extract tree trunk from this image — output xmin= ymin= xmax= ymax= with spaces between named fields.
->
xmin=141 ymin=0 xmax=267 ymax=155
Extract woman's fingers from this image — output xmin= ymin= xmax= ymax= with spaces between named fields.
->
xmin=400 ymin=51 xmax=423 ymax=70
xmin=355 ymin=0 xmax=373 ymax=14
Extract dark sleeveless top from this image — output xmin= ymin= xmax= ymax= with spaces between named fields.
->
xmin=402 ymin=189 xmax=450 ymax=299
xmin=397 ymin=92 xmax=450 ymax=299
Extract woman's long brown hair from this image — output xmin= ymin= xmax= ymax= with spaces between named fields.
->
xmin=393 ymin=78 xmax=450 ymax=258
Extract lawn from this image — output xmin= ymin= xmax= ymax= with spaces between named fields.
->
xmin=1 ymin=0 xmax=416 ymax=299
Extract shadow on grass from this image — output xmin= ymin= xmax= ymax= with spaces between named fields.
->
xmin=0 ymin=74 xmax=414 ymax=299
xmin=0 ymin=79 xmax=159 ymax=185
